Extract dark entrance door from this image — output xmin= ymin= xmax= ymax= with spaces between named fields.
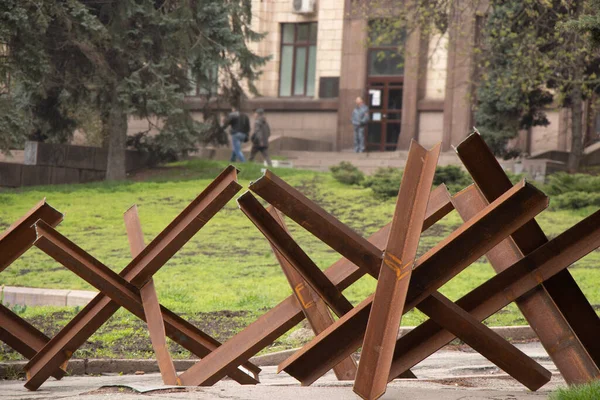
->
xmin=366 ymin=77 xmax=403 ymax=151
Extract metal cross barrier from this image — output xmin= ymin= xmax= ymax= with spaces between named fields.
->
xmin=21 ymin=166 xmax=261 ymax=390
xmin=2 ymin=137 xmax=599 ymax=400
xmin=0 ymin=200 xmax=66 ymax=380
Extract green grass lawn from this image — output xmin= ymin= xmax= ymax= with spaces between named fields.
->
xmin=0 ymin=159 xmax=598 ymax=360
xmin=550 ymin=380 xmax=600 ymax=400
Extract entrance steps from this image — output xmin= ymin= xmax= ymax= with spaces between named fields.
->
xmin=278 ymin=150 xmax=462 ymax=174
xmin=192 ymin=146 xmax=463 ymax=174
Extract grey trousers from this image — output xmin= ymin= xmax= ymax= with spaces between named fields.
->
xmin=353 ymin=125 xmax=365 ymax=153
xmin=249 ymin=146 xmax=272 ymax=166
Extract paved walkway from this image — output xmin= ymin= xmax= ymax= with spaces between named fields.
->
xmin=0 ymin=343 xmax=560 ymax=399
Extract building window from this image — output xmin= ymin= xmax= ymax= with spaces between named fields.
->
xmin=367 ymin=21 xmax=406 ymax=76
xmin=279 ymin=23 xmax=317 ymax=97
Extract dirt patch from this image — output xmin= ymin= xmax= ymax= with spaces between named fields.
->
xmin=16 ymin=268 xmax=31 ymax=276
xmin=0 ymin=309 xmax=254 ymax=362
xmin=83 ymin=387 xmax=139 ymax=395
xmin=432 ymin=377 xmax=479 ymax=387
xmin=129 ymin=166 xmax=188 ymax=181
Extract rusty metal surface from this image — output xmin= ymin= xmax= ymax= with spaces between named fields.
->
xmin=22 ymin=167 xmax=260 ymax=390
xmin=30 ymin=220 xmax=259 ymax=387
xmin=388 ymin=206 xmax=600 ymax=384
xmin=456 ymin=132 xmax=600 ymax=376
xmin=279 ymin=181 xmax=548 ymax=386
xmin=249 ymin=170 xmax=381 ymax=278
xmin=117 ymin=165 xmax=242 ymax=287
xmin=267 ymin=206 xmax=357 ymax=381
xmin=417 ymin=292 xmax=551 ymax=390
xmin=354 ymin=142 xmax=440 ymax=400
xmin=124 ymin=206 xmax=179 ymax=386
xmin=174 ymin=187 xmax=454 ymax=387
xmin=3 ymin=134 xmax=598 ymax=396
xmin=0 ymin=199 xmax=63 ymax=273
xmin=450 ymin=184 xmax=600 ymax=384
xmin=0 ymin=304 xmax=66 ymax=380
xmin=0 ymin=201 xmax=65 ymax=380
xmin=238 ymin=192 xmax=353 ymax=317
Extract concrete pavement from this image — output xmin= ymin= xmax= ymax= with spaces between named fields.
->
xmin=0 ymin=343 xmax=561 ymax=399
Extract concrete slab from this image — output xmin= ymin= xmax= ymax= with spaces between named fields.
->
xmin=65 ymin=290 xmax=98 ymax=307
xmin=0 ymin=342 xmax=561 ymax=399
xmin=0 ymin=367 xmax=557 ymax=400
xmin=2 ymin=286 xmax=68 ymax=307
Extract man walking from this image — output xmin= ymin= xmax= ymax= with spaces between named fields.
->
xmin=249 ymin=108 xmax=272 ymax=167
xmin=351 ymin=97 xmax=369 ymax=153
xmin=223 ymin=106 xmax=250 ymax=162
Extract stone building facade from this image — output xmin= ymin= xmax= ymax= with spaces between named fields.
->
xmin=177 ymin=0 xmax=600 ymax=154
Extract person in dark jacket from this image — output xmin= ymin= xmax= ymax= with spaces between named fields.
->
xmin=249 ymin=109 xmax=272 ymax=167
xmin=351 ymin=97 xmax=369 ymax=153
xmin=223 ymin=106 xmax=250 ymax=162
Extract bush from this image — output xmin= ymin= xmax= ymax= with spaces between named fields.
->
xmin=551 ymin=191 xmax=600 ymax=210
xmin=362 ymin=167 xmax=403 ymax=199
xmin=433 ymin=165 xmax=472 ymax=194
xmin=545 ymin=172 xmax=600 ymax=195
xmin=330 ymin=162 xmax=364 ymax=185
xmin=505 ymin=170 xmax=526 ymax=184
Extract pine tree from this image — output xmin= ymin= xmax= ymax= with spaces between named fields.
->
xmin=0 ymin=0 xmax=267 ymax=179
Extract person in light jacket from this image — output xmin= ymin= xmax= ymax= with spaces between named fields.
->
xmin=351 ymin=97 xmax=369 ymax=153
xmin=249 ymin=108 xmax=272 ymax=167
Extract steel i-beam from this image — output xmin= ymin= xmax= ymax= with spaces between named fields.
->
xmin=388 ymin=195 xmax=600 ymax=383
xmin=416 ymin=292 xmax=551 ymax=391
xmin=0 ymin=200 xmax=65 ymax=379
xmin=172 ymin=185 xmax=454 ymax=387
xmin=267 ymin=206 xmax=358 ymax=381
xmin=249 ymin=171 xmax=381 ymax=278
xmin=124 ymin=205 xmax=179 ymax=385
xmin=278 ymin=181 xmax=548 ymax=385
xmin=0 ymin=199 xmax=63 ymax=273
xmin=456 ymin=132 xmax=600 ymax=378
xmin=22 ymin=166 xmax=260 ymax=390
xmin=0 ymin=304 xmax=66 ymax=380
xmin=238 ymin=192 xmax=353 ymax=317
xmin=31 ymin=220 xmax=260 ymax=386
xmin=354 ymin=141 xmax=440 ymax=400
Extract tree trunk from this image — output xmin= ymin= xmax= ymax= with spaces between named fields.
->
xmin=105 ymin=96 xmax=128 ymax=181
xmin=569 ymin=86 xmax=584 ymax=172
xmin=100 ymin=109 xmax=111 ymax=149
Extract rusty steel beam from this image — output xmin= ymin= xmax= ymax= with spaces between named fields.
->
xmin=450 ymin=184 xmax=600 ymax=383
xmin=238 ymin=192 xmax=353 ymax=317
xmin=267 ymin=206 xmax=357 ymax=381
xmin=279 ymin=181 xmax=549 ymax=385
xmin=417 ymin=292 xmax=551 ymax=390
xmin=124 ymin=205 xmax=179 ymax=386
xmin=22 ymin=167 xmax=261 ymax=390
xmin=456 ymin=132 xmax=600 ymax=374
xmin=175 ymin=186 xmax=454 ymax=387
xmin=0 ymin=199 xmax=63 ymax=273
xmin=119 ymin=165 xmax=243 ymax=288
xmin=0 ymin=200 xmax=65 ymax=380
xmin=0 ymin=304 xmax=66 ymax=380
xmin=388 ymin=205 xmax=600 ymax=384
xmin=354 ymin=142 xmax=440 ymax=400
xmin=30 ymin=221 xmax=259 ymax=387
xmin=249 ymin=170 xmax=381 ymax=278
